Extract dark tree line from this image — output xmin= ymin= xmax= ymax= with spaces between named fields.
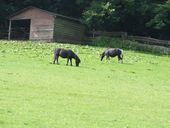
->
xmin=0 ymin=0 xmax=91 ymax=27
xmin=0 ymin=0 xmax=170 ymax=39
xmin=83 ymin=0 xmax=170 ymax=39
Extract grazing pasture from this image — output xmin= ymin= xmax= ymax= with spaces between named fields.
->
xmin=0 ymin=40 xmax=170 ymax=128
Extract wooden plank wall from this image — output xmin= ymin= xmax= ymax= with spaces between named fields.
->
xmin=54 ymin=17 xmax=85 ymax=43
xmin=30 ymin=18 xmax=54 ymax=41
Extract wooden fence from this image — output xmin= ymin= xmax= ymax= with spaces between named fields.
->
xmin=127 ymin=36 xmax=170 ymax=47
xmin=88 ymin=30 xmax=127 ymax=38
xmin=1 ymin=28 xmax=170 ymax=49
xmin=0 ymin=27 xmax=30 ymax=40
xmin=0 ymin=28 xmax=8 ymax=39
xmin=87 ymin=31 xmax=170 ymax=48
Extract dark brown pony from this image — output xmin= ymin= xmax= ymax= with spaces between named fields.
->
xmin=53 ymin=48 xmax=81 ymax=66
xmin=101 ymin=48 xmax=123 ymax=63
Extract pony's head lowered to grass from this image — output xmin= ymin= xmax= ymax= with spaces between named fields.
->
xmin=75 ymin=54 xmax=81 ymax=67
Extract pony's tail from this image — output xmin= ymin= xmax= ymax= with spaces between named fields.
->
xmin=53 ymin=48 xmax=60 ymax=64
xmin=53 ymin=49 xmax=58 ymax=58
xmin=120 ymin=49 xmax=123 ymax=59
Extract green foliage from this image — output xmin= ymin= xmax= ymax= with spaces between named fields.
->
xmin=147 ymin=3 xmax=170 ymax=30
xmin=0 ymin=0 xmax=170 ymax=39
xmin=146 ymin=2 xmax=170 ymax=39
xmin=0 ymin=0 xmax=91 ymax=26
xmin=82 ymin=0 xmax=170 ymax=39
xmin=82 ymin=1 xmax=115 ymax=30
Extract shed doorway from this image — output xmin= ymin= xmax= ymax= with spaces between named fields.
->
xmin=10 ymin=19 xmax=31 ymax=40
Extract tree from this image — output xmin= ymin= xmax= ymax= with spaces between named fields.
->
xmin=0 ymin=0 xmax=91 ymax=27
xmin=82 ymin=0 xmax=170 ymax=39
xmin=82 ymin=1 xmax=116 ymax=31
xmin=146 ymin=2 xmax=170 ymax=39
xmin=82 ymin=0 xmax=156 ymax=34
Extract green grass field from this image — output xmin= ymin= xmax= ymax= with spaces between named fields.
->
xmin=0 ymin=40 xmax=170 ymax=128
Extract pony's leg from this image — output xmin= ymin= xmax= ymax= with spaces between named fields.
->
xmin=66 ymin=58 xmax=69 ymax=65
xmin=56 ymin=56 xmax=59 ymax=64
xmin=100 ymin=52 xmax=105 ymax=61
xmin=70 ymin=58 xmax=72 ymax=66
xmin=53 ymin=55 xmax=58 ymax=64
xmin=118 ymin=56 xmax=120 ymax=63
xmin=119 ymin=50 xmax=123 ymax=63
xmin=105 ymin=52 xmax=110 ymax=60
xmin=106 ymin=55 xmax=110 ymax=60
xmin=118 ymin=56 xmax=123 ymax=63
xmin=53 ymin=58 xmax=56 ymax=64
xmin=121 ymin=56 xmax=123 ymax=63
xmin=120 ymin=56 xmax=123 ymax=63
xmin=121 ymin=58 xmax=123 ymax=63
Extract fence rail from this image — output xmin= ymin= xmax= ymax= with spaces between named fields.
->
xmin=88 ymin=31 xmax=127 ymax=38
xmin=87 ymin=31 xmax=170 ymax=48
xmin=0 ymin=28 xmax=8 ymax=39
xmin=127 ymin=36 xmax=170 ymax=47
xmin=0 ymin=28 xmax=30 ymax=40
xmin=1 ymin=28 xmax=170 ymax=48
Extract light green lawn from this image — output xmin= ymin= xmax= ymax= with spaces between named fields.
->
xmin=0 ymin=41 xmax=170 ymax=128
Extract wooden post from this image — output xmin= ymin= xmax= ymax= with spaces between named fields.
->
xmin=8 ymin=20 xmax=12 ymax=40
xmin=92 ymin=29 xmax=95 ymax=38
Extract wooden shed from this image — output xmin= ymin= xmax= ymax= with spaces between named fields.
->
xmin=8 ymin=6 xmax=85 ymax=43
